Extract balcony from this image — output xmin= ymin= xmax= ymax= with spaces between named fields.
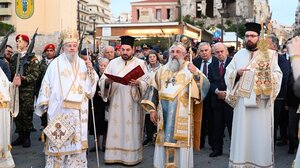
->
xmin=0 ymin=0 xmax=12 ymax=3
xmin=0 ymin=8 xmax=12 ymax=15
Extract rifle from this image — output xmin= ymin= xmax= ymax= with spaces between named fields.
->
xmin=78 ymin=27 xmax=86 ymax=55
xmin=55 ymin=39 xmax=63 ymax=57
xmin=19 ymin=27 xmax=38 ymax=76
xmin=0 ymin=28 xmax=14 ymax=58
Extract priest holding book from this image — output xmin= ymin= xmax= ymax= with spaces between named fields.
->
xmin=99 ymin=35 xmax=148 ymax=165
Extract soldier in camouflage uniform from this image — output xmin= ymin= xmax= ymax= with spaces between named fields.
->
xmin=10 ymin=34 xmax=40 ymax=148
xmin=36 ymin=44 xmax=55 ymax=133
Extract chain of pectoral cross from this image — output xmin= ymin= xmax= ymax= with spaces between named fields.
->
xmin=165 ymin=76 xmax=177 ymax=88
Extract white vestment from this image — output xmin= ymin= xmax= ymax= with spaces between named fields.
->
xmin=35 ymin=53 xmax=98 ymax=168
xmin=225 ymin=49 xmax=282 ymax=168
xmin=0 ymin=67 xmax=16 ymax=168
xmin=99 ymin=56 xmax=148 ymax=165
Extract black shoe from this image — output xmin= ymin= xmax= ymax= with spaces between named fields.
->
xmin=12 ymin=134 xmax=24 ymax=146
xmin=209 ymin=150 xmax=222 ymax=157
xmin=143 ymin=139 xmax=152 ymax=146
xmin=89 ymin=147 xmax=96 ymax=152
xmin=22 ymin=132 xmax=31 ymax=148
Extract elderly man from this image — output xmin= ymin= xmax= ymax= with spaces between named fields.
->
xmin=99 ymin=36 xmax=148 ymax=165
xmin=207 ymin=42 xmax=233 ymax=157
xmin=35 ymin=29 xmax=98 ymax=167
xmin=0 ymin=66 xmax=20 ymax=167
xmin=193 ymin=42 xmax=218 ymax=148
xmin=103 ymin=46 xmax=115 ymax=61
xmin=225 ymin=22 xmax=282 ymax=168
xmin=141 ymin=42 xmax=210 ymax=167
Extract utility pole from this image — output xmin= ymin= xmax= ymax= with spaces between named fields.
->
xmin=93 ymin=17 xmax=96 ymax=54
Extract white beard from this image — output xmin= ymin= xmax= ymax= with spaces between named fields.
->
xmin=65 ymin=52 xmax=77 ymax=63
xmin=167 ymin=58 xmax=184 ymax=72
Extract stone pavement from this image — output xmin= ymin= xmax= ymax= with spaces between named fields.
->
xmin=11 ymin=115 xmax=296 ymax=168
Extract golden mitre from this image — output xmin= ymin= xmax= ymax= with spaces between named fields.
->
xmin=60 ymin=29 xmax=79 ymax=44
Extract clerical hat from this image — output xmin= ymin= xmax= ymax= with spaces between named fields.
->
xmin=120 ymin=36 xmax=135 ymax=47
xmin=245 ymin=22 xmax=261 ymax=35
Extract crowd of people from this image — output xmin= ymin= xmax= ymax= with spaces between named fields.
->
xmin=0 ymin=21 xmax=300 ymax=168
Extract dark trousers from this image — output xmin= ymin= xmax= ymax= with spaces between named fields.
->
xmin=274 ymin=99 xmax=285 ymax=141
xmin=211 ymin=102 xmax=233 ymax=151
xmin=145 ymin=114 xmax=157 ymax=141
xmin=288 ymin=106 xmax=299 ymax=150
xmin=200 ymin=99 xmax=213 ymax=148
xmin=279 ymin=104 xmax=289 ymax=140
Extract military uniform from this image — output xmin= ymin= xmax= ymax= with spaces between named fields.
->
xmin=10 ymin=52 xmax=40 ymax=146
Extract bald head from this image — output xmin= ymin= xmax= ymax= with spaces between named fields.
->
xmin=213 ymin=42 xmax=228 ymax=62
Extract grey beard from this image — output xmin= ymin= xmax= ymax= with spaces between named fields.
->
xmin=65 ymin=52 xmax=77 ymax=63
xmin=167 ymin=58 xmax=184 ymax=72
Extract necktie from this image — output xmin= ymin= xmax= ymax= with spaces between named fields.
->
xmin=203 ymin=61 xmax=207 ymax=76
xmin=219 ymin=62 xmax=224 ymax=77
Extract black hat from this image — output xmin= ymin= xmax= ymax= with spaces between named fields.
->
xmin=141 ymin=43 xmax=152 ymax=49
xmin=81 ymin=48 xmax=88 ymax=55
xmin=120 ymin=35 xmax=135 ymax=47
xmin=245 ymin=22 xmax=261 ymax=35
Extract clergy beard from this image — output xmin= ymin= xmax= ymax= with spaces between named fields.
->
xmin=245 ymin=41 xmax=258 ymax=51
xmin=65 ymin=52 xmax=77 ymax=63
xmin=167 ymin=58 xmax=184 ymax=72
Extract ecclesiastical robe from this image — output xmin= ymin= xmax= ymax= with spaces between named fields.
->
xmin=99 ymin=56 xmax=148 ymax=165
xmin=141 ymin=61 xmax=210 ymax=168
xmin=225 ymin=48 xmax=282 ymax=168
xmin=0 ymin=67 xmax=18 ymax=168
xmin=35 ymin=53 xmax=98 ymax=167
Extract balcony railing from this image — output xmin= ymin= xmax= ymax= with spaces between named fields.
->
xmin=0 ymin=8 xmax=12 ymax=15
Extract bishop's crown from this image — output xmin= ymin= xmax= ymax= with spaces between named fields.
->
xmin=60 ymin=29 xmax=79 ymax=44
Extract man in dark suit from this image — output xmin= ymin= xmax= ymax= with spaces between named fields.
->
xmin=192 ymin=42 xmax=218 ymax=148
xmin=207 ymin=42 xmax=233 ymax=157
xmin=267 ymin=35 xmax=290 ymax=146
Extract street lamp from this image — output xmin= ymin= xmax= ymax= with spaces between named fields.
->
xmin=218 ymin=8 xmax=226 ymax=42
xmin=93 ymin=17 xmax=96 ymax=54
xmin=235 ymin=15 xmax=243 ymax=51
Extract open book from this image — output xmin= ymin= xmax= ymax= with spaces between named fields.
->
xmin=104 ymin=65 xmax=145 ymax=85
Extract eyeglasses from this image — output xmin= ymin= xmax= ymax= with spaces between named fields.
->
xmin=245 ymin=34 xmax=259 ymax=38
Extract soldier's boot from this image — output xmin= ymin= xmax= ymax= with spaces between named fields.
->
xmin=22 ymin=132 xmax=31 ymax=148
xmin=12 ymin=133 xmax=24 ymax=146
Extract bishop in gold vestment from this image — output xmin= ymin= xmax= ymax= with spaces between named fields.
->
xmin=141 ymin=43 xmax=210 ymax=168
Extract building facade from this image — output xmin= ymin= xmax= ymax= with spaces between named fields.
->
xmin=0 ymin=0 xmax=111 ymax=35
xmin=131 ymin=0 xmax=178 ymax=23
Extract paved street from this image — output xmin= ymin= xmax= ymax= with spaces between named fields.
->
xmin=11 ymin=115 xmax=296 ymax=168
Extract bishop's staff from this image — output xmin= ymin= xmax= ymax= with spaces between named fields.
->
xmin=187 ymin=47 xmax=194 ymax=168
xmin=84 ymin=37 xmax=100 ymax=168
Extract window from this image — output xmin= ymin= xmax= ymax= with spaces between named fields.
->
xmin=0 ymin=3 xmax=8 ymax=8
xmin=156 ymin=9 xmax=161 ymax=21
xmin=167 ymin=8 xmax=171 ymax=19
xmin=137 ymin=9 xmax=140 ymax=20
xmin=196 ymin=2 xmax=202 ymax=18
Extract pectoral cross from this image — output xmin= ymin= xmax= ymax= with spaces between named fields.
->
xmin=165 ymin=76 xmax=177 ymax=88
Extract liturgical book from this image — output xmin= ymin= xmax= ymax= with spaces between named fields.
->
xmin=104 ymin=65 xmax=145 ymax=85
